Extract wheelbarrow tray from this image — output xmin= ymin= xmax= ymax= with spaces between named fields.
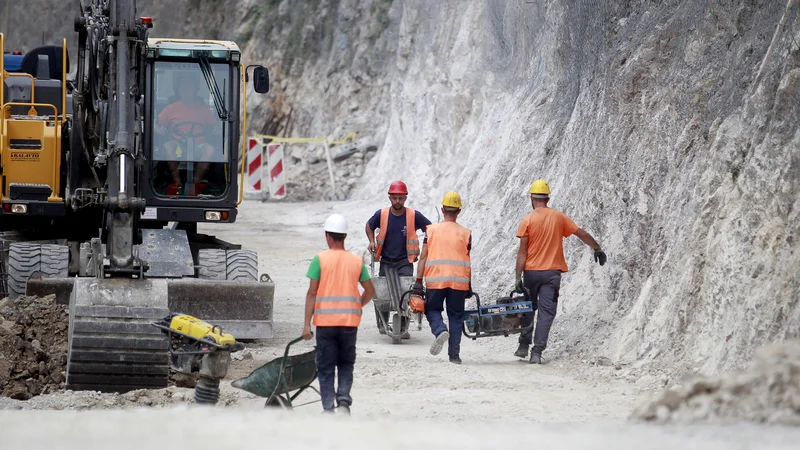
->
xmin=372 ymin=275 xmax=415 ymax=312
xmin=231 ymin=346 xmax=317 ymax=398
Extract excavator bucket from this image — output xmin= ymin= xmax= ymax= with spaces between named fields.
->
xmin=64 ymin=276 xmax=274 ymax=393
xmin=31 ymin=276 xmax=275 ymax=338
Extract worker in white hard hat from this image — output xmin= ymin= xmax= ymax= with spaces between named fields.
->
xmin=302 ymin=213 xmax=375 ymax=415
xmin=513 ymin=179 xmax=606 ymax=364
xmin=414 ymin=191 xmax=473 ymax=364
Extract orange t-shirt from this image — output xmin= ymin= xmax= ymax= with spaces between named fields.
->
xmin=158 ymin=100 xmax=217 ymax=143
xmin=516 ymin=208 xmax=580 ymax=272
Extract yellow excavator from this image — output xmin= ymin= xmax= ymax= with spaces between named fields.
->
xmin=0 ymin=0 xmax=274 ymax=392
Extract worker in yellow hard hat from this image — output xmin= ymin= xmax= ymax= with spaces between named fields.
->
xmin=513 ymin=179 xmax=606 ymax=364
xmin=413 ymin=191 xmax=472 ymax=364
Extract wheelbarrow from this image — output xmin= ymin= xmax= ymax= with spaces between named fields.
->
xmin=370 ymin=254 xmax=421 ymax=344
xmin=462 ymin=290 xmax=535 ymax=340
xmin=231 ymin=337 xmax=320 ymax=409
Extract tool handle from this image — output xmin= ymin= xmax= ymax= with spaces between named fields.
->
xmin=510 ymin=287 xmax=531 ymax=299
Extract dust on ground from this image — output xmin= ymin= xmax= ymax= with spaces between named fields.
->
xmin=631 ymin=341 xmax=800 ymax=426
xmin=0 ymin=294 xmax=68 ymax=400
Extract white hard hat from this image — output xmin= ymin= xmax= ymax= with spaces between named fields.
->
xmin=323 ymin=214 xmax=348 ymax=234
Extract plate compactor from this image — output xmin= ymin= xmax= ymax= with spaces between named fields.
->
xmin=463 ymin=290 xmax=535 ymax=340
xmin=152 ymin=314 xmax=244 ymax=405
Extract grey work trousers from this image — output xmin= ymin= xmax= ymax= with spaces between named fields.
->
xmin=518 ymin=270 xmax=562 ymax=353
xmin=377 ymin=259 xmax=413 ymax=277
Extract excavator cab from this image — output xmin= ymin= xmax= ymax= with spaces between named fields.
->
xmin=139 ymin=39 xmax=268 ymax=225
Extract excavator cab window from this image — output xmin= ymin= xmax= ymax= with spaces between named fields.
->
xmin=150 ymin=61 xmax=230 ymax=198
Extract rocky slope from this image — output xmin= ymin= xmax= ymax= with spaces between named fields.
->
xmin=6 ymin=0 xmax=800 ymax=379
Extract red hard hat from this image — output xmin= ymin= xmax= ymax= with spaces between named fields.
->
xmin=388 ymin=181 xmax=408 ymax=195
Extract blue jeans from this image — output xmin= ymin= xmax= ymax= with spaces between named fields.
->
xmin=315 ymin=326 xmax=358 ymax=411
xmin=424 ymin=288 xmax=467 ymax=356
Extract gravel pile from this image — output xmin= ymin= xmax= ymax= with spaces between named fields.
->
xmin=630 ymin=341 xmax=800 ymax=426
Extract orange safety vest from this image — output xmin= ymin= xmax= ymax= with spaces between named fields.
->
xmin=313 ymin=249 xmax=364 ymax=327
xmin=423 ymin=222 xmax=471 ymax=291
xmin=374 ymin=207 xmax=420 ymax=263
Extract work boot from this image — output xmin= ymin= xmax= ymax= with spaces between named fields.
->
xmin=529 ymin=351 xmax=542 ymax=364
xmin=337 ymin=401 xmax=351 ymax=415
xmin=449 ymin=354 xmax=462 ymax=365
xmin=514 ymin=344 xmax=529 ymax=358
xmin=430 ymin=331 xmax=450 ymax=355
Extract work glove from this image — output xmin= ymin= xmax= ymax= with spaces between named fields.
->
xmin=514 ymin=279 xmax=524 ymax=294
xmin=412 ymin=280 xmax=424 ymax=294
xmin=594 ymin=248 xmax=607 ymax=266
xmin=466 ymin=287 xmax=474 ymax=299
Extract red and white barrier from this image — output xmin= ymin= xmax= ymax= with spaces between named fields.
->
xmin=246 ymin=138 xmax=263 ymax=193
xmin=267 ymin=143 xmax=286 ymax=198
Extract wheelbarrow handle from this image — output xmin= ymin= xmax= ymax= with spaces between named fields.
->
xmin=284 ymin=336 xmax=306 ymax=360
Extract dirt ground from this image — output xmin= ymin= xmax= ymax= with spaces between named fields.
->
xmin=1 ymin=200 xmax=798 ymax=448
xmin=0 ymin=295 xmax=67 ymax=399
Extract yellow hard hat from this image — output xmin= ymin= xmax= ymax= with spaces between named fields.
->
xmin=441 ymin=191 xmax=462 ymax=208
xmin=529 ymin=179 xmax=550 ymax=197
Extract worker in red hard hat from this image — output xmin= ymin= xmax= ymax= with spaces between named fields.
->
xmin=365 ymin=181 xmax=432 ymax=337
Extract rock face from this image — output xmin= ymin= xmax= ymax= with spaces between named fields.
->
xmin=354 ymin=0 xmax=800 ymax=379
xmin=7 ymin=1 xmax=800 ymax=378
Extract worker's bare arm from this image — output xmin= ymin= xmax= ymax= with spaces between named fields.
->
xmin=360 ymin=279 xmax=376 ymax=306
xmin=415 ymin=243 xmax=429 ymax=281
xmin=365 ymin=222 xmax=376 ymax=254
xmin=515 ymin=236 xmax=528 ymax=281
xmin=302 ymin=279 xmax=319 ymax=340
xmin=574 ymin=228 xmax=601 ymax=250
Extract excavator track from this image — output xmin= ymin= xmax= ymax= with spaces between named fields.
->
xmin=65 ymin=278 xmax=170 ymax=392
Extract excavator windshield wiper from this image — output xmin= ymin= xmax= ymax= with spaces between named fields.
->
xmin=198 ymin=55 xmax=228 ymax=121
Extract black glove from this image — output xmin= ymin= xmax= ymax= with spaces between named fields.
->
xmin=514 ymin=280 xmax=524 ymax=294
xmin=412 ymin=280 xmax=424 ymax=294
xmin=594 ymin=249 xmax=607 ymax=266
xmin=466 ymin=289 xmax=474 ymax=299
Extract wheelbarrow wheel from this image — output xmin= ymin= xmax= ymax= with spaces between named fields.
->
xmin=265 ymin=395 xmax=291 ymax=410
xmin=391 ymin=314 xmax=402 ymax=344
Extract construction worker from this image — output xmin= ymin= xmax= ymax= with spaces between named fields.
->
xmin=414 ymin=191 xmax=472 ymax=364
xmin=302 ymin=214 xmax=376 ymax=414
xmin=366 ymin=180 xmax=432 ymax=276
xmin=366 ymin=180 xmax=432 ymax=337
xmin=513 ymin=180 xmax=606 ymax=364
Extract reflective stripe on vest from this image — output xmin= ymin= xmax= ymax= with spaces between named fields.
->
xmin=423 ymin=222 xmax=472 ymax=291
xmin=313 ymin=250 xmax=364 ymax=327
xmin=375 ymin=207 xmax=420 ymax=263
